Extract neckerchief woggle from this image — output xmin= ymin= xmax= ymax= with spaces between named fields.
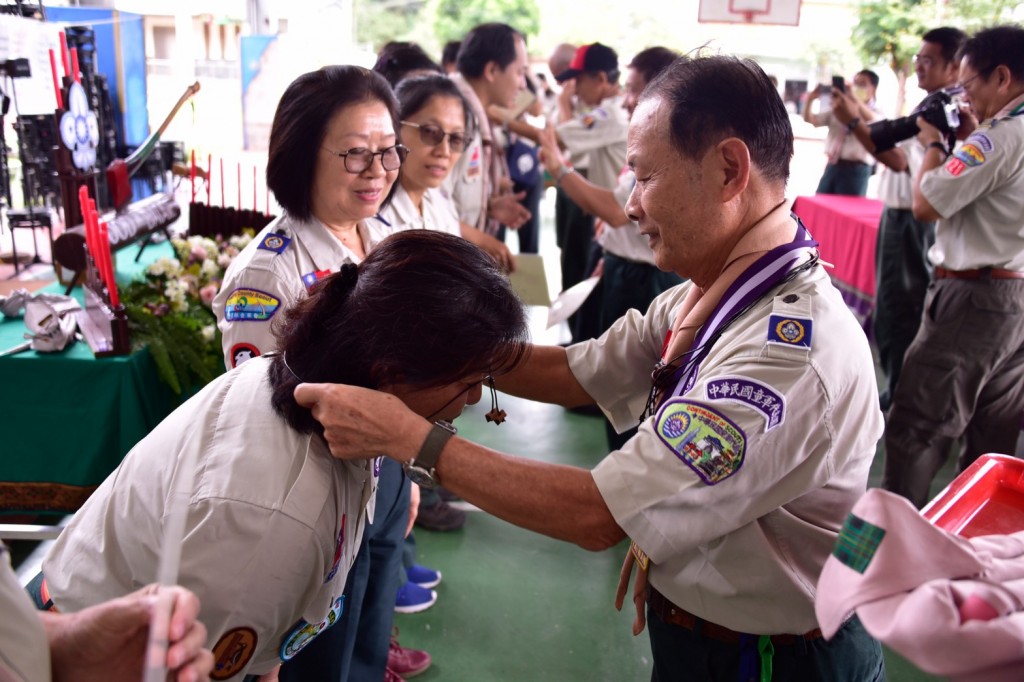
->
xmin=658 ymin=214 xmax=818 ymax=408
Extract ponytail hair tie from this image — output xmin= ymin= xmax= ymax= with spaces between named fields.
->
xmin=339 ymin=262 xmax=359 ymax=286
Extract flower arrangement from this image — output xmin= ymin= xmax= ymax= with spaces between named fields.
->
xmin=120 ymin=231 xmax=253 ymax=395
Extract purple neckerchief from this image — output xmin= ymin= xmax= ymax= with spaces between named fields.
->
xmin=664 ymin=215 xmax=818 ymax=400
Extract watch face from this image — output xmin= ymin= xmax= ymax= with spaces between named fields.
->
xmin=404 ymin=465 xmax=437 ymax=489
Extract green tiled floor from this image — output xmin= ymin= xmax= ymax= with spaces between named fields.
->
xmin=396 ymin=392 xmax=952 ymax=681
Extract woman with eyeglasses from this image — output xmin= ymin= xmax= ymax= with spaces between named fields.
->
xmin=213 ymin=65 xmax=407 ymax=371
xmin=381 ymin=74 xmax=516 ymax=272
xmin=40 ymin=231 xmax=531 ymax=682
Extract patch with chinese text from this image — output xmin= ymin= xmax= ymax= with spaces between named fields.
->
xmin=946 ymin=157 xmax=966 ymax=176
xmin=954 ymin=143 xmax=985 ymax=167
xmin=704 ymin=376 xmax=786 ymax=432
xmin=656 ymin=400 xmax=746 ymax=485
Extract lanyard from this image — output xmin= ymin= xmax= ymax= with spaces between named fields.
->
xmin=642 ymin=216 xmax=819 ymax=421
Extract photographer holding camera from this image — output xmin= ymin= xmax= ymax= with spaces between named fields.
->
xmin=832 ymin=27 xmax=966 ymax=410
xmin=803 ymin=69 xmax=880 ymax=195
xmin=880 ymin=24 xmax=1024 ymax=508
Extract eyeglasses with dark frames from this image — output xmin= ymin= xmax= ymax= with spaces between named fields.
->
xmin=322 ymin=144 xmax=409 ymax=174
xmin=401 ymin=121 xmax=469 ymax=152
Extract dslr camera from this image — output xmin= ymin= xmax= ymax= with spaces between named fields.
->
xmin=868 ymin=89 xmax=962 ymax=152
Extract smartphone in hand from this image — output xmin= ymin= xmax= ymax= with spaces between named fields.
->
xmin=832 ymin=75 xmax=846 ymax=93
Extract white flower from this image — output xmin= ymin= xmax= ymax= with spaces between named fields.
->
xmin=201 ymin=259 xmax=220 ymax=280
xmin=148 ymin=258 xmax=182 ymax=278
xmin=201 ymin=325 xmax=216 ymax=343
xmin=230 ymin=233 xmax=253 ymax=250
xmin=217 ymin=253 xmax=233 ymax=268
xmin=164 ymin=279 xmax=189 ymax=312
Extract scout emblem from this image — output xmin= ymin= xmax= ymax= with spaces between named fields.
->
xmin=767 ymin=315 xmax=813 ymax=348
xmin=210 ymin=627 xmax=258 ymax=680
xmin=280 ymin=596 xmax=345 ymax=661
xmin=257 ymin=233 xmax=291 ymax=254
xmin=656 ymin=400 xmax=746 ymax=485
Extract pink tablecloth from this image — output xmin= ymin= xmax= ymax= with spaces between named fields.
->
xmin=792 ymin=194 xmax=884 ymax=331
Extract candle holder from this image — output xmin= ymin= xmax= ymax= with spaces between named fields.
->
xmin=76 ymin=247 xmax=130 ymax=356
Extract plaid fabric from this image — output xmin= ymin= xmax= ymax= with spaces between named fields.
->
xmin=833 ymin=513 xmax=886 ymax=574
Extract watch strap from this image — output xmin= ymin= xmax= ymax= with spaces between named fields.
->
xmin=413 ymin=421 xmax=456 ymax=471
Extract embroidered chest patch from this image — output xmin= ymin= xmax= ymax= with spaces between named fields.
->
xmin=224 ymin=288 xmax=281 ymax=322
xmin=832 ymin=512 xmax=886 ymax=574
xmin=301 ymin=269 xmax=332 ymax=290
xmin=704 ymin=376 xmax=786 ymax=432
xmin=767 ymin=315 xmax=812 ymax=348
xmin=466 ymin=146 xmax=481 ymax=179
xmin=279 ymin=596 xmax=345 ymax=662
xmin=656 ymin=399 xmax=746 ymax=485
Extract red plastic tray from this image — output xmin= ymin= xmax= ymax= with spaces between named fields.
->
xmin=921 ymin=454 xmax=1024 ymax=538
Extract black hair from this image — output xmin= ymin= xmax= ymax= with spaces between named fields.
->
xmin=442 ymin=40 xmax=462 ymax=68
xmin=270 ymin=231 xmax=531 ymax=434
xmin=267 ymin=66 xmax=400 ymax=220
xmin=856 ymin=69 xmax=880 ymax=89
xmin=373 ymin=41 xmax=443 ymax=88
xmin=957 ymin=24 xmax=1024 ymax=82
xmin=456 ymin=23 xmax=523 ymax=79
xmin=628 ymin=47 xmax=681 ymax=87
xmin=922 ymin=26 xmax=969 ymax=65
xmin=641 ymin=54 xmax=793 ymax=184
xmin=394 ymin=74 xmax=475 ymax=136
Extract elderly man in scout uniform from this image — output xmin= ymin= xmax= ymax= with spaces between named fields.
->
xmin=882 ymin=24 xmax=1024 ymax=508
xmin=296 ymin=54 xmax=885 ymax=681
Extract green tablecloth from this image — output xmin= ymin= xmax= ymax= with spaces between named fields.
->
xmin=0 ymin=242 xmax=180 ymax=514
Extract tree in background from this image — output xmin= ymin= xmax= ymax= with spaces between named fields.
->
xmin=355 ymin=0 xmax=428 ymax=53
xmin=854 ymin=0 xmax=1022 ymax=116
xmin=431 ymin=0 xmax=540 ymax=44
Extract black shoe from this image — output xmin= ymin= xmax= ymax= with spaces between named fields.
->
xmin=415 ymin=499 xmax=466 ymax=531
xmin=437 ymin=486 xmax=461 ymax=503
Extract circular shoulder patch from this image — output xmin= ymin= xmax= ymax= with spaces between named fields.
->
xmin=230 ymin=343 xmax=260 ymax=368
xmin=211 ymin=626 xmax=258 ymax=680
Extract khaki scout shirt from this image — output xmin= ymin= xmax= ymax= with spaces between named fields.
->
xmin=43 ymin=358 xmax=376 ymax=679
xmin=570 ymin=264 xmax=883 ymax=634
xmin=378 ymin=184 xmax=461 ymax=236
xmin=212 ymin=213 xmax=393 ymax=369
xmin=557 ymin=93 xmax=628 ymax=191
xmin=1 ymin=543 xmax=49 ymax=682
xmin=446 ymin=73 xmax=504 ymax=234
xmin=922 ymin=94 xmax=1024 ymax=271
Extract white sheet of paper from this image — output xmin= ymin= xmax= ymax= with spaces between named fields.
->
xmin=507 ymin=253 xmax=551 ymax=307
xmin=546 ymin=276 xmax=601 ymax=329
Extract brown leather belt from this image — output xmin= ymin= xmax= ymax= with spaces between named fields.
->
xmin=935 ymin=266 xmax=1024 ymax=280
xmin=647 ymin=586 xmax=822 ymax=646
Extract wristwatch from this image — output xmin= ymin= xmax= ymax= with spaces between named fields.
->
xmin=403 ymin=420 xmax=457 ymax=488
xmin=554 ymin=164 xmax=576 ymax=185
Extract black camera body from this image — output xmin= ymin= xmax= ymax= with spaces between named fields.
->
xmin=868 ymin=89 xmax=961 ymax=153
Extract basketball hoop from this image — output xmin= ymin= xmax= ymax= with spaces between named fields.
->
xmin=698 ymin=0 xmax=801 ymax=26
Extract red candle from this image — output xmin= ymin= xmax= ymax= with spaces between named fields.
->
xmin=70 ymin=47 xmax=80 ymax=84
xmin=190 ymin=149 xmax=196 ymax=204
xmin=59 ymin=32 xmax=70 ymax=79
xmin=99 ymin=221 xmax=119 ymax=307
xmin=220 ymin=157 xmax=225 ymax=209
xmin=48 ymin=49 xmax=63 ymax=109
xmin=78 ymin=186 xmax=95 ymax=265
xmin=206 ymin=153 xmax=212 ymax=205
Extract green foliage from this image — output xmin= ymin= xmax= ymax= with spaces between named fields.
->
xmin=119 ymin=232 xmax=254 ymax=398
xmin=853 ymin=0 xmax=928 ymax=75
xmin=431 ymin=0 xmax=541 ymax=44
xmin=356 ymin=0 xmax=427 ymax=52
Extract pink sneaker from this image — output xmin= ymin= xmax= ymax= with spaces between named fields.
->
xmin=384 ymin=666 xmax=406 ymax=682
xmin=388 ymin=635 xmax=432 ymax=678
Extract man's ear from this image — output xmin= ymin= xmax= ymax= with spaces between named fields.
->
xmin=483 ymin=60 xmax=499 ymax=83
xmin=716 ymin=137 xmax=751 ymax=203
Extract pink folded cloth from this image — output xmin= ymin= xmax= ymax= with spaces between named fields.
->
xmin=815 ymin=488 xmax=1024 ymax=679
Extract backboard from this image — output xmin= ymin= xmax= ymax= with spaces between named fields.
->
xmin=698 ymin=0 xmax=802 ymax=26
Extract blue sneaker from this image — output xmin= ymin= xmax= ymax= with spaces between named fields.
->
xmin=406 ymin=564 xmax=442 ymax=589
xmin=395 ymin=581 xmax=437 ymax=614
